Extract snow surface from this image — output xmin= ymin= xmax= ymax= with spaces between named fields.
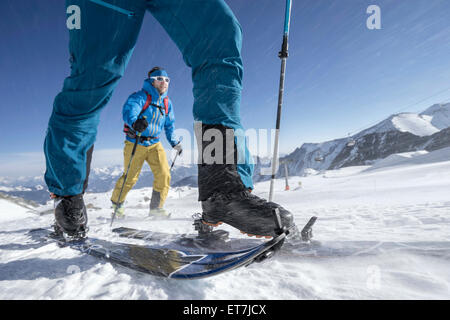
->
xmin=0 ymin=198 xmax=35 ymax=223
xmin=1 ymin=148 xmax=450 ymax=299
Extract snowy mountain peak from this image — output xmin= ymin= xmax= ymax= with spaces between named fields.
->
xmin=391 ymin=112 xmax=440 ymax=137
xmin=419 ymin=102 xmax=450 ymax=130
xmin=357 ymin=103 xmax=450 ymax=138
xmin=420 ymin=102 xmax=450 ymax=115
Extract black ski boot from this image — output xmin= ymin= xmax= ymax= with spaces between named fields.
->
xmin=49 ymin=222 xmax=64 ymax=240
xmin=196 ymin=123 xmax=295 ymax=238
xmin=202 ymin=190 xmax=294 ymax=238
xmin=149 ymin=189 xmax=161 ymax=211
xmin=54 ymin=194 xmax=88 ymax=240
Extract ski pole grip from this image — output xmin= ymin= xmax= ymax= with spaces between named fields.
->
xmin=131 ymin=116 xmax=146 ymax=156
xmin=135 ymin=116 xmax=147 ymax=137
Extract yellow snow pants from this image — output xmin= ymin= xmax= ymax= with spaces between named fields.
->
xmin=111 ymin=141 xmax=170 ymax=207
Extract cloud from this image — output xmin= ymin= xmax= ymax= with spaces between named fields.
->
xmin=0 ymin=152 xmax=45 ymax=178
xmin=0 ymin=147 xmax=195 ymax=178
xmin=0 ymin=149 xmax=126 ymax=179
xmin=91 ymin=148 xmax=123 ymax=168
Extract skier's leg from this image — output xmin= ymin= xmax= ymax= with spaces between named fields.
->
xmin=44 ymin=0 xmax=147 ymax=197
xmin=146 ymin=0 xmax=253 ymax=195
xmin=111 ymin=141 xmax=147 ymax=204
xmin=147 ymin=0 xmax=294 ymax=237
xmin=146 ymin=142 xmax=171 ymax=210
xmin=45 ymin=0 xmax=147 ymax=234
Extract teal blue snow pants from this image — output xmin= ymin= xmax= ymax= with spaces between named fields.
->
xmin=44 ymin=0 xmax=254 ymax=196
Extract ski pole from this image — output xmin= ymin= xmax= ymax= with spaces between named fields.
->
xmin=269 ymin=0 xmax=292 ymax=202
xmin=170 ymin=150 xmax=180 ymax=170
xmin=110 ymin=120 xmax=145 ymax=227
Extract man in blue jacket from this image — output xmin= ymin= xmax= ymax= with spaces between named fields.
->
xmin=45 ymin=0 xmax=294 ymax=239
xmin=110 ymin=67 xmax=181 ymax=218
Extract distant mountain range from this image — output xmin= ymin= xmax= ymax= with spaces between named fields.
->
xmin=1 ymin=102 xmax=449 ymax=204
xmin=253 ymin=102 xmax=450 ymax=180
xmin=0 ymin=164 xmax=197 ymax=205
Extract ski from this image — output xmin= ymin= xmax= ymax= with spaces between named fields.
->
xmin=112 ymin=216 xmax=319 ymax=256
xmin=28 ymin=227 xmax=286 ymax=279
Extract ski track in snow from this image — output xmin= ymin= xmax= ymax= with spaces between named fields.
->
xmin=1 ymin=150 xmax=450 ymax=299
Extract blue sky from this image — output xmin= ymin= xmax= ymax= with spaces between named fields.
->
xmin=1 ymin=0 xmax=450 ymax=177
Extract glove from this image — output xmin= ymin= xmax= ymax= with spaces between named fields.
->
xmin=173 ymin=143 xmax=183 ymax=155
xmin=132 ymin=118 xmax=149 ymax=133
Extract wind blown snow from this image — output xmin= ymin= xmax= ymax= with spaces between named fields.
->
xmin=1 ymin=148 xmax=450 ymax=299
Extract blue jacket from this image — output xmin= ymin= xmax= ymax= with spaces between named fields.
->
xmin=123 ymin=79 xmax=179 ymax=147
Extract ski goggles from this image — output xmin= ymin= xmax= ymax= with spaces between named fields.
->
xmin=150 ymin=76 xmax=170 ymax=84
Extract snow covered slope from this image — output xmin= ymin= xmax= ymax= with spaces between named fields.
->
xmin=365 ymin=147 xmax=450 ymax=172
xmin=0 ymin=194 xmax=37 ymax=222
xmin=1 ymin=147 xmax=449 ymax=299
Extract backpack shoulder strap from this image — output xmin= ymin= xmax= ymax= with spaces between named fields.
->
xmin=141 ymin=92 xmax=152 ymax=114
xmin=163 ymin=97 xmax=169 ymax=115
